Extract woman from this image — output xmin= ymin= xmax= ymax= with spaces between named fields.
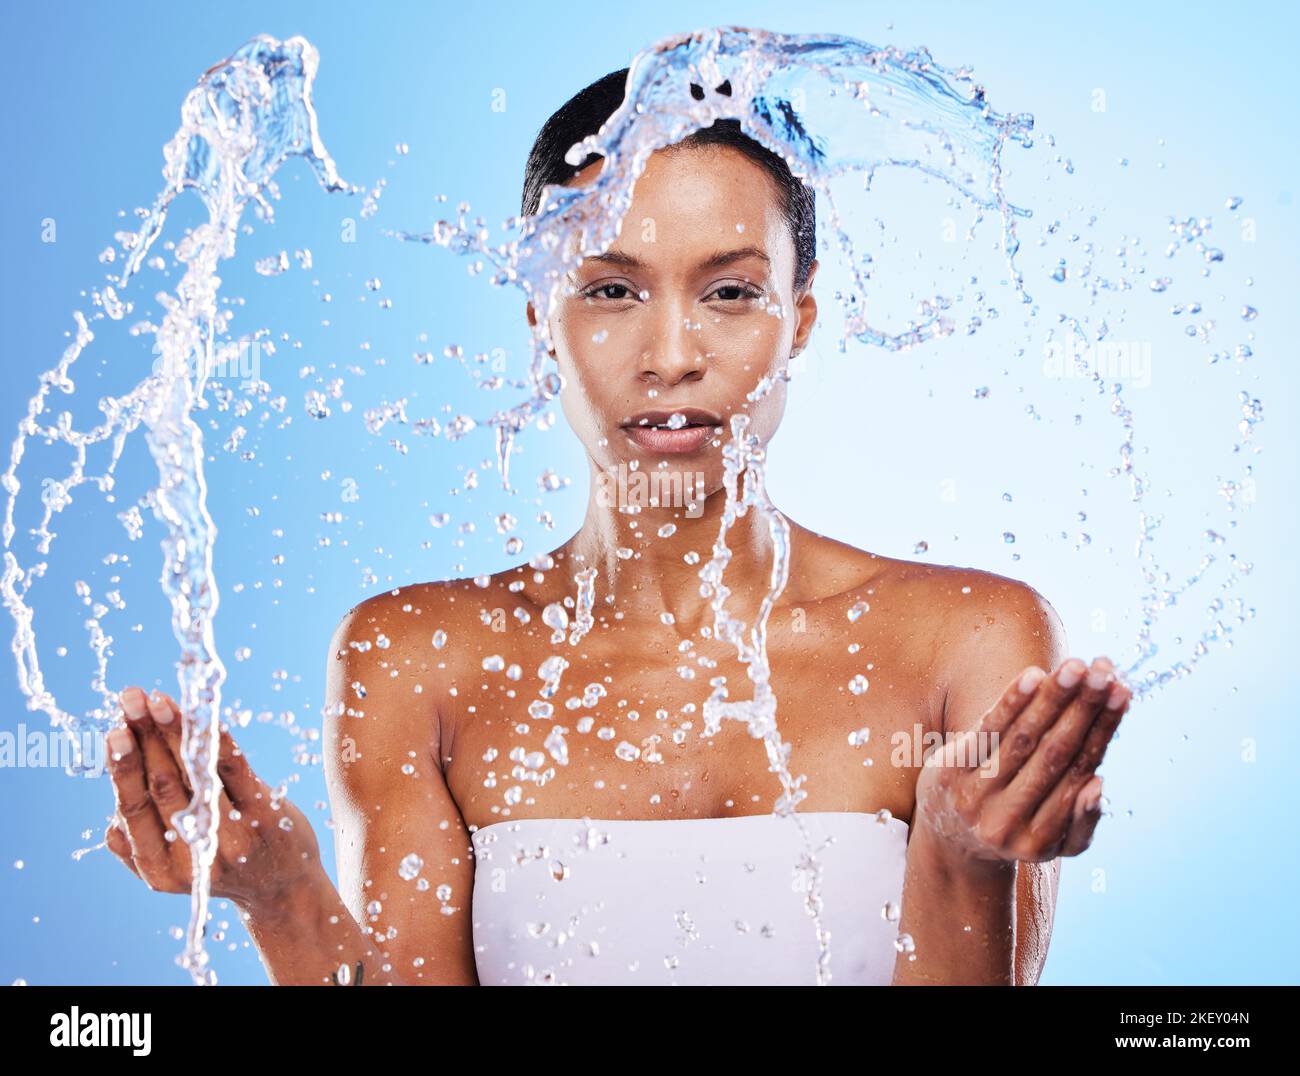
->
xmin=104 ymin=68 xmax=1130 ymax=986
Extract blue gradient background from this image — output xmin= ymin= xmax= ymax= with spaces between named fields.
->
xmin=1 ymin=0 xmax=1295 ymax=985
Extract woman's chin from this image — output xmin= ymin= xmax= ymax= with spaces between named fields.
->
xmin=591 ymin=455 xmax=722 ymax=518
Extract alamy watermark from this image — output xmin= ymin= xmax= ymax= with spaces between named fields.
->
xmin=151 ymin=338 xmax=263 ymax=390
xmin=50 ymin=1006 xmax=151 ymax=1055
xmin=0 ymin=724 xmax=106 ymax=777
xmin=891 ymin=724 xmax=1001 ymax=777
xmin=1042 ymin=337 xmax=1152 ymax=388
xmin=595 ymin=462 xmax=706 ymax=518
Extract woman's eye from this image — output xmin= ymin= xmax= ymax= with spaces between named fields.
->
xmin=583 ymin=282 xmax=635 ymax=301
xmin=710 ymin=283 xmax=762 ymax=302
xmin=580 ymin=282 xmax=760 ymax=303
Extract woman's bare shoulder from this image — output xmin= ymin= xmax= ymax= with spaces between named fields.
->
xmin=792 ymin=525 xmax=1059 ymax=627
xmin=885 ymin=557 xmax=1067 ymax=697
xmin=333 ymin=575 xmax=502 ymax=647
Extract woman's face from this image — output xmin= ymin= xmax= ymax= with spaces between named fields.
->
xmin=527 ymin=144 xmax=818 ymax=499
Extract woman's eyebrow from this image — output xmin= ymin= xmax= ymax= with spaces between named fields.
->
xmin=697 ymin=246 xmax=771 ymax=271
xmin=582 ymin=245 xmax=771 ymax=271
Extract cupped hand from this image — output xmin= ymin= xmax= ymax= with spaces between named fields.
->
xmin=104 ymin=686 xmax=322 ymax=913
xmin=914 ymin=656 xmax=1130 ymax=863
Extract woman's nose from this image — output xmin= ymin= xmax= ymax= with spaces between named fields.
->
xmin=638 ymin=313 xmax=706 ymax=386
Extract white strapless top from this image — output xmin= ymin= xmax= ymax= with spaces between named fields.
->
xmin=470 ymin=811 xmax=909 ymax=986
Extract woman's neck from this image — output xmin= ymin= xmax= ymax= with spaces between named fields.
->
xmin=550 ymin=465 xmax=788 ymax=641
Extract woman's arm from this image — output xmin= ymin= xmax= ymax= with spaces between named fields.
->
xmin=1015 ymin=857 xmax=1060 ymax=984
xmin=322 ymin=589 xmax=479 ymax=985
xmin=104 ymin=687 xmax=409 ymax=985
xmin=892 ymin=578 xmax=1123 ymax=985
xmin=890 ymin=818 xmax=1059 ymax=985
xmin=105 ymin=588 xmax=478 ymax=985
xmin=237 ymin=859 xmax=410 ymax=985
xmin=234 ymin=588 xmax=479 ymax=986
xmin=892 ymin=813 xmax=1019 ymax=985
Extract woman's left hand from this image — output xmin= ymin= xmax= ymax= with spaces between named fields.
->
xmin=913 ymin=656 xmax=1130 ymax=864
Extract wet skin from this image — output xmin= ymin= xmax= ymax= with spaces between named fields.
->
xmin=105 ymin=145 xmax=1130 ymax=985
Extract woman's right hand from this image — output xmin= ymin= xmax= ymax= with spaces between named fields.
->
xmin=104 ymin=686 xmax=324 ymax=916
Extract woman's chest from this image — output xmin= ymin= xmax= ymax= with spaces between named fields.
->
xmin=440 ymin=615 xmax=942 ymax=832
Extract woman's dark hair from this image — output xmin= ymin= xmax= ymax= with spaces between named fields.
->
xmin=521 ymin=68 xmax=817 ymax=293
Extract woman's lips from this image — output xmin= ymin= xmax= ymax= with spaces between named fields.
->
xmin=622 ymin=424 xmax=717 ymax=454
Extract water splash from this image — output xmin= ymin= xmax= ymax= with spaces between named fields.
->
xmin=391 ymin=33 xmax=1050 ymax=979
xmin=3 ymin=34 xmax=357 ymax=984
xmin=3 ymin=24 xmax=1262 ymax=985
xmin=396 ymin=27 xmax=1036 ymax=452
xmin=395 ymin=24 xmax=1258 ymax=979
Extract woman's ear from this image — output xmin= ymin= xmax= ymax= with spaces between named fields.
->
xmin=791 ymin=259 xmax=819 ymax=356
xmin=525 ymin=300 xmax=556 ymax=357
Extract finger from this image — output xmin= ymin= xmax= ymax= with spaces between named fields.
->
xmin=214 ymin=722 xmax=264 ymax=810
xmin=104 ymin=818 xmax=141 ymax=878
xmin=975 ymin=665 xmax=1049 ymax=739
xmin=1105 ymin=678 xmax=1129 ymax=711
xmin=133 ymin=693 xmax=260 ymax=874
xmin=125 ymin=689 xmax=194 ymax=836
xmin=140 ymin=690 xmax=192 ymax=792
xmin=212 ymin=785 xmax=254 ymax=871
xmin=1000 ymin=656 xmax=1115 ymax=816
xmin=981 ymin=657 xmax=1088 ymax=791
xmin=106 ymin=723 xmax=174 ymax=884
xmin=1029 ymin=684 xmax=1128 ymax=842
xmin=1060 ymin=775 xmax=1105 ymax=856
xmin=145 ymin=692 xmax=260 ymax=814
xmin=1072 ymin=679 xmax=1129 ymax=775
xmin=955 ymin=665 xmax=1050 ymax=782
xmin=148 ymin=691 xmax=262 ymax=810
